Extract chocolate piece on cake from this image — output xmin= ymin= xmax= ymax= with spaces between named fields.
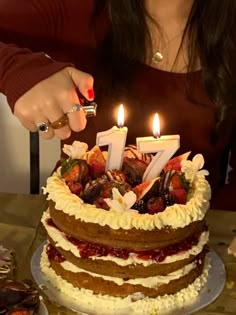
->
xmin=124 ymin=145 xmax=152 ymax=164
xmin=0 ymin=245 xmax=15 ymax=282
xmin=121 ymin=157 xmax=148 ymax=187
xmin=0 ymin=279 xmax=40 ymax=315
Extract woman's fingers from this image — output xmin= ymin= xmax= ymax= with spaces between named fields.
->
xmin=61 ymin=86 xmax=87 ymax=133
xmin=63 ymin=67 xmax=93 ymax=132
xmin=66 ymin=66 xmax=94 ymax=101
xmin=13 ymin=67 xmax=94 ymax=139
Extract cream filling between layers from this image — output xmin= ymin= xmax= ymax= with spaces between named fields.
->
xmin=40 ymin=246 xmax=210 ymax=315
xmin=43 ymin=168 xmax=211 ymax=231
xmin=42 ymin=245 xmax=199 ymax=288
xmin=42 ymin=211 xmax=209 ymax=266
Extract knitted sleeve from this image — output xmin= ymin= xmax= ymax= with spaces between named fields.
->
xmin=0 ymin=0 xmax=74 ymax=111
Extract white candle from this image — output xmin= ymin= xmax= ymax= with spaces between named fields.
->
xmin=136 ymin=113 xmax=180 ymax=182
xmin=96 ymin=104 xmax=128 ymax=171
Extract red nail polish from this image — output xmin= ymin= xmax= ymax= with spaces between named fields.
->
xmin=87 ymin=89 xmax=94 ymax=100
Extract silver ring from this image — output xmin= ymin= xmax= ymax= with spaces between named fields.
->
xmin=67 ymin=104 xmax=83 ymax=114
xmin=36 ymin=121 xmax=50 ymax=133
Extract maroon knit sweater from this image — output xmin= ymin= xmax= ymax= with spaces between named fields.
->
xmin=0 ymin=0 xmax=235 ymax=210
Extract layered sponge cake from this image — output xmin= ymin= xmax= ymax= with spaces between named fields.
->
xmin=41 ymin=141 xmax=211 ymax=314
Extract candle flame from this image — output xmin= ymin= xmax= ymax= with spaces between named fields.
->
xmin=153 ymin=113 xmax=160 ymax=138
xmin=118 ymin=104 xmax=124 ymax=128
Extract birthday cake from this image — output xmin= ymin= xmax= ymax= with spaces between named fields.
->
xmin=41 ymin=141 xmax=211 ymax=314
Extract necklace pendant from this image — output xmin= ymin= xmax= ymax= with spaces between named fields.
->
xmin=152 ymin=51 xmax=163 ymax=63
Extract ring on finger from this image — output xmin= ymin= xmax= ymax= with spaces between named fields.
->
xmin=50 ymin=114 xmax=69 ymax=130
xmin=66 ymin=104 xmax=84 ymax=114
xmin=36 ymin=121 xmax=50 ymax=133
xmin=67 ymin=102 xmax=97 ymax=117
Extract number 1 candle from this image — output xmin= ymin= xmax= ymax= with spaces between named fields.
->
xmin=136 ymin=113 xmax=180 ymax=182
xmin=96 ymin=104 xmax=128 ymax=171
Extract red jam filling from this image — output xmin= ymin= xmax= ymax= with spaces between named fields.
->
xmin=47 ymin=218 xmax=57 ymax=228
xmin=46 ymin=218 xmax=208 ymax=262
xmin=47 ymin=242 xmax=208 ymax=268
xmin=46 ymin=244 xmax=65 ymax=263
xmin=67 ymin=235 xmax=130 ymax=259
xmin=67 ymin=233 xmax=202 ymax=262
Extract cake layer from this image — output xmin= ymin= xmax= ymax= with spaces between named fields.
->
xmin=42 ymin=211 xmax=209 ymax=278
xmin=44 ymin=210 xmax=209 ymax=266
xmin=49 ymin=202 xmax=207 ymax=251
xmin=44 ymin=245 xmax=207 ymax=298
xmin=43 ymin=168 xmax=211 ymax=231
xmin=41 ymin=246 xmax=210 ymax=315
xmin=49 ymin=237 xmax=208 ymax=279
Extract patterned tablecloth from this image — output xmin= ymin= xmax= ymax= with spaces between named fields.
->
xmin=0 ymin=192 xmax=235 ymax=314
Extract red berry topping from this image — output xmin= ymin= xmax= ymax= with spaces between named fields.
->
xmin=94 ymin=197 xmax=110 ymax=210
xmin=147 ymin=197 xmax=164 ymax=214
xmin=61 ymin=158 xmax=89 ymax=185
xmin=170 ymin=188 xmax=187 ymax=204
xmin=170 ymin=173 xmax=183 ymax=189
xmin=62 ymin=163 xmax=80 ymax=182
xmin=67 ymin=181 xmax=83 ymax=196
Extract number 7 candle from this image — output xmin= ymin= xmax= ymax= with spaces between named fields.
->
xmin=136 ymin=113 xmax=180 ymax=182
xmin=96 ymin=104 xmax=128 ymax=171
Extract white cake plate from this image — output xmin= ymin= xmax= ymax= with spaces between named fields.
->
xmin=31 ymin=243 xmax=225 ymax=315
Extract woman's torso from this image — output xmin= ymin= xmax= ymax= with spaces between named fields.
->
xmin=41 ymin=0 xmax=234 ymax=194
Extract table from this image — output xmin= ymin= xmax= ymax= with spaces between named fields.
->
xmin=0 ymin=192 xmax=235 ymax=314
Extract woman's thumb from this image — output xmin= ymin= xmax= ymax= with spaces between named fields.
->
xmin=66 ymin=67 xmax=94 ymax=100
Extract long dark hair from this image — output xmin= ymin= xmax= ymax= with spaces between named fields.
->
xmin=92 ymin=0 xmax=236 ymax=129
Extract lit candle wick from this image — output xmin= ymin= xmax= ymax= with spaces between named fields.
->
xmin=153 ymin=113 xmax=160 ymax=139
xmin=137 ymin=112 xmax=180 ymax=181
xmin=118 ymin=104 xmax=124 ymax=128
xmin=96 ymin=104 xmax=128 ymax=171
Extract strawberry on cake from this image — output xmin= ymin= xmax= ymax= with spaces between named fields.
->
xmin=41 ymin=141 xmax=211 ymax=314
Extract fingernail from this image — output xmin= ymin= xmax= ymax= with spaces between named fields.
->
xmin=79 ymin=97 xmax=85 ymax=106
xmin=87 ymin=89 xmax=95 ymax=100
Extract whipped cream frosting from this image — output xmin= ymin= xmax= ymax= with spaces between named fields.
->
xmin=57 ymin=252 xmax=197 ymax=288
xmin=42 ymin=211 xmax=209 ymax=266
xmin=41 ymin=247 xmax=210 ymax=315
xmin=43 ymin=166 xmax=211 ymax=230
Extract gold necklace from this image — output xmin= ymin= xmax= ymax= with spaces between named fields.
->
xmin=152 ymin=51 xmax=164 ymax=63
xmin=151 ymin=31 xmax=184 ymax=64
